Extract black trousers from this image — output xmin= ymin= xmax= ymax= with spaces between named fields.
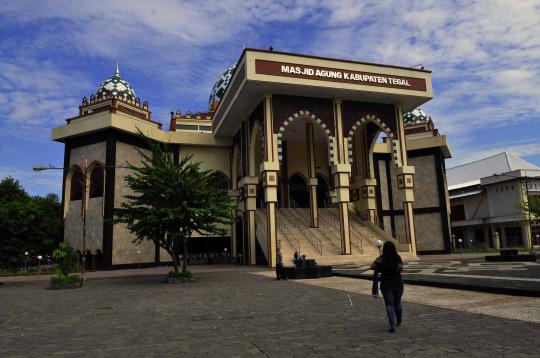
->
xmin=276 ymin=263 xmax=286 ymax=279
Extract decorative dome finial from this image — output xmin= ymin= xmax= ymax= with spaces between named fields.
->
xmin=403 ymin=107 xmax=429 ymax=126
xmin=96 ymin=65 xmax=136 ymax=100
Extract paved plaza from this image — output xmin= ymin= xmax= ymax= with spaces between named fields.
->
xmin=334 ymin=257 xmax=540 ymax=296
xmin=1 ymin=266 xmax=539 ymax=357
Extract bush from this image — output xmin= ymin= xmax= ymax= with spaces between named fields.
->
xmin=48 ymin=273 xmax=82 ymax=289
xmin=166 ymin=271 xmax=192 ymax=279
xmin=163 ymin=270 xmax=193 ymax=283
xmin=50 ymin=274 xmax=82 ymax=285
xmin=52 ymin=243 xmax=78 ymax=276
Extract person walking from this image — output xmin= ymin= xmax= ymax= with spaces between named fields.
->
xmin=370 ymin=241 xmax=404 ymax=332
xmin=276 ymin=247 xmax=287 ymax=280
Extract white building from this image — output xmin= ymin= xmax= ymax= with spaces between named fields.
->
xmin=447 ymin=152 xmax=540 ymax=250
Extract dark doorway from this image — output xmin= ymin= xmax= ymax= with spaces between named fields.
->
xmin=235 ymin=217 xmax=245 ymax=264
xmin=289 ymin=173 xmax=309 ymax=208
xmin=316 ymin=174 xmax=329 ymax=208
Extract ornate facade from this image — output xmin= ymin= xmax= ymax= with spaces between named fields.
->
xmin=53 ymin=49 xmax=452 ymax=268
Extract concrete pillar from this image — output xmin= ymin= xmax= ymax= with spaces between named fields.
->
xmin=356 ymin=177 xmax=378 ymax=223
xmin=306 ymin=123 xmax=319 ymax=227
xmin=262 ymin=94 xmax=279 ymax=268
xmin=229 ymin=189 xmax=239 ymax=258
xmin=332 ymin=98 xmax=351 ymax=255
xmin=396 ymin=105 xmax=417 ymax=256
xmin=238 ymin=177 xmax=258 ymax=265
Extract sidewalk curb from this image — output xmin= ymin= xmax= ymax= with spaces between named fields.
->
xmin=333 ymin=272 xmax=540 ymax=298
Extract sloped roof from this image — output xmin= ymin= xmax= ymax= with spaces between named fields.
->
xmin=447 ymin=152 xmax=540 ymax=188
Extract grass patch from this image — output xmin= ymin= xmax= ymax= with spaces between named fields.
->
xmin=50 ymin=274 xmax=82 ymax=285
xmin=48 ymin=274 xmax=83 ymax=289
xmin=163 ymin=271 xmax=193 ymax=283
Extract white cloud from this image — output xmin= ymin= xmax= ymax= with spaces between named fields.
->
xmin=0 ymin=0 xmax=538 ymax=167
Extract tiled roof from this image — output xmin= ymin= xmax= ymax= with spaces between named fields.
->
xmin=447 ymin=152 xmax=540 ymax=188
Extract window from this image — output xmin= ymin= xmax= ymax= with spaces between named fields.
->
xmin=208 ymin=171 xmax=229 ymax=194
xmin=70 ymin=169 xmax=83 ymax=201
xmin=450 ymin=204 xmax=466 ymax=221
xmin=89 ymin=165 xmax=104 ymax=198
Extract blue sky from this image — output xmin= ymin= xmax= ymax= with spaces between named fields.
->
xmin=1 ymin=0 xmax=539 ymax=196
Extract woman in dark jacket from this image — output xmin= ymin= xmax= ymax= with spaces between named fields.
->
xmin=370 ymin=241 xmax=404 ymax=332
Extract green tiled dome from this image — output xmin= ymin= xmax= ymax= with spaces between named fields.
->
xmin=96 ymin=65 xmax=136 ymax=100
xmin=208 ymin=64 xmax=236 ymax=110
xmin=403 ymin=107 xmax=429 ymax=125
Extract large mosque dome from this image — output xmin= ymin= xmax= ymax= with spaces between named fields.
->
xmin=96 ymin=65 xmax=137 ymax=100
xmin=208 ymin=64 xmax=236 ymax=111
xmin=403 ymin=107 xmax=429 ymax=125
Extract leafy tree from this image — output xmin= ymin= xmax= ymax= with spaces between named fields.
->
xmin=0 ymin=177 xmax=63 ymax=270
xmin=52 ymin=243 xmax=78 ymax=276
xmin=113 ymin=138 xmax=235 ymax=273
xmin=0 ymin=176 xmax=28 ymax=202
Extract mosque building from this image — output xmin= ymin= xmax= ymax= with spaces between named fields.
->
xmin=52 ymin=49 xmax=452 ymax=268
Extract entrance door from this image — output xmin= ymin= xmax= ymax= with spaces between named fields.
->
xmin=289 ymin=173 xmax=309 ymax=208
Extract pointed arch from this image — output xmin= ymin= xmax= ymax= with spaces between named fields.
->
xmin=249 ymin=120 xmax=264 ymax=177
xmin=209 ymin=170 xmax=230 ymax=193
xmin=231 ymin=144 xmax=240 ymax=190
xmin=88 ymin=161 xmax=105 ymax=198
xmin=276 ymin=110 xmax=335 ymax=165
xmin=346 ymin=114 xmax=400 ymax=167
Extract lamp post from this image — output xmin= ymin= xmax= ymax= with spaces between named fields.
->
xmin=24 ymin=251 xmax=28 ymax=271
xmin=37 ymin=255 xmax=43 ymax=276
xmin=458 ymin=238 xmax=463 ymax=258
xmin=494 ymin=171 xmax=535 ymax=254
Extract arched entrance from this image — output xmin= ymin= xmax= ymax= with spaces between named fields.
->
xmin=277 ymin=113 xmax=332 ymax=212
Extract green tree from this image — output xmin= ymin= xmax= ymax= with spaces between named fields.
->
xmin=52 ymin=242 xmax=78 ymax=276
xmin=0 ymin=177 xmax=63 ymax=270
xmin=113 ymin=138 xmax=235 ymax=273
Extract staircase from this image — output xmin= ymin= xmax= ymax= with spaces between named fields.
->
xmin=255 ymin=207 xmax=406 ymax=266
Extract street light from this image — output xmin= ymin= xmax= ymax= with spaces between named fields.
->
xmin=493 ymin=171 xmax=535 ymax=254
xmin=37 ymin=255 xmax=43 ymax=276
xmin=24 ymin=251 xmax=28 ymax=271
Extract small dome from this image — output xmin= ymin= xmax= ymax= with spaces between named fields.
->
xmin=96 ymin=64 xmax=136 ymax=100
xmin=208 ymin=64 xmax=236 ymax=111
xmin=403 ymin=107 xmax=429 ymax=125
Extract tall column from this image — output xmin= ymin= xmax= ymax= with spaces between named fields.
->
xmin=396 ymin=105 xmax=417 ymax=256
xmin=332 ymin=98 xmax=351 ymax=255
xmin=262 ymin=94 xmax=279 ymax=268
xmin=306 ymin=123 xmax=319 ymax=227
xmin=351 ymin=126 xmax=378 ymax=222
xmin=238 ymin=176 xmax=258 ymax=265
xmin=229 ymin=189 xmax=239 ymax=258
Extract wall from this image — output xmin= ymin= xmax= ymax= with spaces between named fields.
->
xmin=410 ymin=156 xmax=439 ymax=208
xmin=64 ymin=142 xmax=106 ymax=254
xmin=486 ymin=181 xmax=523 ymax=219
xmin=113 ymin=141 xmax=155 ymax=265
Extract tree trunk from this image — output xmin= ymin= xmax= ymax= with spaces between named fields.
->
xmin=171 ymin=252 xmax=179 ymax=273
xmin=182 ymin=239 xmax=188 ymax=273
